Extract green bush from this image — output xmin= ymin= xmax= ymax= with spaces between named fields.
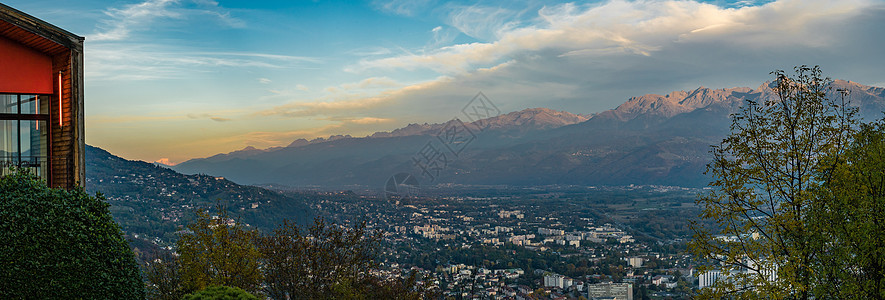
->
xmin=0 ymin=170 xmax=143 ymax=299
xmin=182 ymin=286 xmax=258 ymax=300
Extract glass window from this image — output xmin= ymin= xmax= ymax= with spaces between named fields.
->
xmin=0 ymin=94 xmax=16 ymax=114
xmin=20 ymin=95 xmax=38 ymax=114
xmin=0 ymin=94 xmax=49 ymax=180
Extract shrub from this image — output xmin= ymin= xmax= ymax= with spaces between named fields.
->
xmin=0 ymin=170 xmax=144 ymax=299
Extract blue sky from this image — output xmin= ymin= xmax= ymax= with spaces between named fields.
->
xmin=5 ymin=0 xmax=884 ymax=164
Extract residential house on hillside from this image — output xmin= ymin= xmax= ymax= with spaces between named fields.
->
xmin=0 ymin=3 xmax=84 ymax=188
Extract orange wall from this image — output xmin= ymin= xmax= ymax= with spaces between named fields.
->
xmin=0 ymin=36 xmax=52 ymax=94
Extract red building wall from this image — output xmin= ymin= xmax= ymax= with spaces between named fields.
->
xmin=0 ymin=35 xmax=52 ymax=94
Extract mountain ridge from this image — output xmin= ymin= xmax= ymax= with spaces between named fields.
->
xmin=171 ymin=80 xmax=885 ymax=188
xmin=85 ymin=145 xmax=315 ymax=245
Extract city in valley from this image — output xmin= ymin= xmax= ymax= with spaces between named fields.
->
xmin=306 ymin=185 xmax=702 ymax=299
xmin=90 ymin=148 xmax=706 ymax=299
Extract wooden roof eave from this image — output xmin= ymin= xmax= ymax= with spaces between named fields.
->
xmin=0 ymin=3 xmax=83 ymax=54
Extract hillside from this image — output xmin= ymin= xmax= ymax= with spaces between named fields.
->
xmin=85 ymin=145 xmax=315 ymax=246
xmin=172 ymin=80 xmax=885 ymax=188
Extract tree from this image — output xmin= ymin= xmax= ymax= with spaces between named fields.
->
xmin=0 ymin=170 xmax=144 ymax=299
xmin=144 ymin=250 xmax=187 ymax=300
xmin=257 ymin=218 xmax=383 ymax=299
xmin=690 ymin=66 xmax=856 ymax=298
xmin=177 ymin=204 xmax=262 ymax=294
xmin=257 ymin=217 xmax=437 ymax=299
xmin=812 ymin=121 xmax=885 ymax=298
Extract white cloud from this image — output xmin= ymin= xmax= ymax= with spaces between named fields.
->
xmin=353 ymin=0 xmax=878 ymax=75
xmin=338 ymin=0 xmax=885 ymax=116
xmin=90 ymin=0 xmax=181 ymax=41
xmin=258 ymin=77 xmax=448 ymax=119
xmin=447 ymin=4 xmax=521 ymax=41
xmin=86 ymin=45 xmax=320 ymax=81
xmin=339 ymin=77 xmax=401 ymax=90
xmin=372 ymin=0 xmax=434 ymax=16
xmin=90 ymin=0 xmax=243 ymax=41
xmin=347 ymin=46 xmax=394 ymax=57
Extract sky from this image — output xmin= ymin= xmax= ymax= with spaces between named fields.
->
xmin=5 ymin=0 xmax=885 ymax=164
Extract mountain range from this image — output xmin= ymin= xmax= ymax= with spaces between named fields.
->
xmin=171 ymin=80 xmax=885 ymax=188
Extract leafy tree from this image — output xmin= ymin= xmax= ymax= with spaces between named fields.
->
xmin=812 ymin=121 xmax=885 ymax=298
xmin=257 ymin=218 xmax=383 ymax=299
xmin=182 ymin=285 xmax=258 ymax=300
xmin=690 ymin=66 xmax=856 ymax=298
xmin=178 ymin=204 xmax=262 ymax=294
xmin=0 ymin=170 xmax=144 ymax=299
xmin=143 ymin=250 xmax=187 ymax=300
xmin=258 ymin=217 xmax=437 ymax=299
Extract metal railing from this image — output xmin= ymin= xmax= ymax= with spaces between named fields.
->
xmin=0 ymin=155 xmax=50 ymax=181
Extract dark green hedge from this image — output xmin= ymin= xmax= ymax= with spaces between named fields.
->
xmin=0 ymin=171 xmax=143 ymax=299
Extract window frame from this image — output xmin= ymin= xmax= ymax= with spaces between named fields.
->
xmin=0 ymin=93 xmax=51 ymax=182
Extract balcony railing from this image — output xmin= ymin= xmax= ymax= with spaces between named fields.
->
xmin=0 ymin=155 xmax=49 ymax=181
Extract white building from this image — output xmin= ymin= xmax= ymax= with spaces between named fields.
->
xmin=587 ymin=282 xmax=633 ymax=300
xmin=628 ymin=257 xmax=644 ymax=268
xmin=544 ymin=274 xmax=565 ymax=288
xmin=698 ymin=270 xmax=721 ymax=289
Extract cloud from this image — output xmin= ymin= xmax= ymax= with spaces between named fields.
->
xmin=259 ymin=77 xmax=447 ymax=119
xmin=335 ymin=0 xmax=885 ymax=122
xmin=186 ymin=113 xmax=234 ymax=122
xmin=372 ymin=0 xmax=434 ymax=16
xmin=325 ymin=116 xmax=395 ymax=125
xmin=90 ymin=0 xmax=180 ymax=41
xmin=87 ymin=114 xmax=185 ymax=125
xmin=90 ymin=0 xmax=243 ymax=41
xmin=427 ymin=25 xmax=460 ymax=49
xmin=446 ymin=4 xmax=520 ymax=40
xmin=154 ymin=158 xmax=177 ymax=166
xmin=339 ymin=77 xmax=401 ymax=90
xmin=258 ymin=78 xmax=272 ymax=84
xmin=351 ymin=0 xmax=879 ymax=75
xmin=342 ymin=0 xmax=885 ymax=115
xmin=86 ymin=45 xmax=320 ymax=81
xmin=259 ymin=93 xmax=393 ymax=119
xmin=347 ymin=46 xmax=394 ymax=57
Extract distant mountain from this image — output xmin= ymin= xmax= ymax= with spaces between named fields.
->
xmin=85 ymin=145 xmax=315 ymax=245
xmin=368 ymin=108 xmax=590 ymax=138
xmin=173 ymin=80 xmax=885 ymax=188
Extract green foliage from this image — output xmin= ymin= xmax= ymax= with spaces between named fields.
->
xmin=182 ymin=285 xmax=258 ymax=300
xmin=812 ymin=121 xmax=885 ymax=298
xmin=257 ymin=218 xmax=386 ymax=299
xmin=151 ymin=204 xmax=433 ymax=299
xmin=0 ymin=170 xmax=144 ymax=299
xmin=177 ymin=204 xmax=262 ymax=294
xmin=144 ymin=251 xmax=187 ymax=300
xmin=690 ymin=66 xmax=857 ymax=299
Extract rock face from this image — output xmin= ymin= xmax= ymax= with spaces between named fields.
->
xmin=173 ymin=80 xmax=885 ymax=188
xmin=477 ymin=108 xmax=590 ymax=130
xmin=599 ymin=86 xmax=762 ymax=122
